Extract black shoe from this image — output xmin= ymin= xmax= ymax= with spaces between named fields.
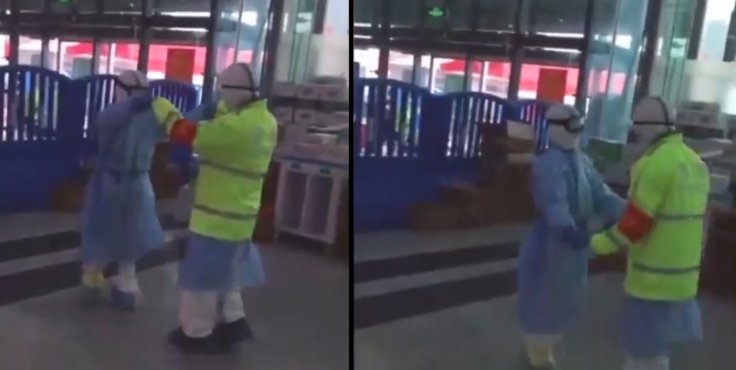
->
xmin=214 ymin=318 xmax=253 ymax=347
xmin=167 ymin=328 xmax=225 ymax=355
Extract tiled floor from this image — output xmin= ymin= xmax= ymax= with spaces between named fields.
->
xmin=353 ymin=226 xmax=736 ymax=370
xmin=0 ymin=204 xmax=348 ymax=370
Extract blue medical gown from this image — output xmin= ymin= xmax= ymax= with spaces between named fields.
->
xmin=619 ymin=296 xmax=702 ymax=358
xmin=517 ymin=145 xmax=625 ymax=335
xmin=81 ymin=96 xmax=167 ymax=265
xmin=179 ymin=234 xmax=266 ymax=292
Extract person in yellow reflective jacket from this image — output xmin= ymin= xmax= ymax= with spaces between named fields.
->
xmin=80 ymin=70 xmax=183 ymax=311
xmin=590 ymin=97 xmax=710 ymax=370
xmin=165 ymin=63 xmax=277 ymax=354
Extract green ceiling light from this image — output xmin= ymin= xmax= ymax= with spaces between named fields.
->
xmin=427 ymin=7 xmax=446 ymax=18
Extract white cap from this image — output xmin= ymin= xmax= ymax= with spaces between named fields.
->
xmin=545 ymin=104 xmax=583 ymax=132
xmin=217 ymin=63 xmax=257 ymax=110
xmin=115 ymin=70 xmax=149 ymax=102
xmin=632 ymin=96 xmax=673 ymax=126
xmin=117 ymin=70 xmax=149 ymax=90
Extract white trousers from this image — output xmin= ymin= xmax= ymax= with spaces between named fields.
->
xmin=623 ymin=355 xmax=670 ymax=370
xmin=82 ymin=263 xmax=140 ymax=293
xmin=179 ymin=290 xmax=246 ymax=338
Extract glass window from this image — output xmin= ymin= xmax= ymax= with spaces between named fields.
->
xmin=153 ymin=0 xmax=211 ymax=13
xmin=477 ymin=0 xmax=516 ymax=32
xmin=518 ymin=48 xmax=580 ymax=106
xmin=387 ymin=50 xmax=414 ymax=82
xmin=97 ymin=42 xmax=112 ymax=74
xmin=353 ymin=0 xmax=381 ymax=27
xmin=415 ymin=54 xmax=433 ymax=88
xmin=674 ymin=1 xmax=736 ymax=116
xmin=389 ymin=0 xmax=420 ymax=27
xmin=698 ymin=0 xmax=734 ymax=60
xmin=530 ymin=0 xmax=588 ymax=35
xmin=468 ymin=58 xmax=512 ymax=98
xmin=0 ymin=34 xmax=8 ymax=66
xmin=55 ymin=40 xmax=96 ymax=77
xmin=17 ymin=36 xmax=44 ymax=66
xmin=103 ymin=0 xmax=142 ymax=13
xmin=430 ymin=55 xmax=466 ymax=93
xmin=353 ymin=47 xmax=380 ymax=79
xmin=106 ymin=42 xmax=141 ymax=75
xmin=50 ymin=0 xmax=98 ymax=12
xmin=650 ymin=0 xmax=698 ymax=104
xmin=147 ymin=43 xmax=207 ymax=88
xmin=18 ymin=0 xmax=44 ymax=12
xmin=585 ymin=0 xmax=648 ymax=142
xmin=214 ymin=0 xmax=271 ymax=81
xmin=275 ymin=0 xmax=348 ymax=83
xmin=592 ymin=0 xmax=621 ymax=38
xmin=445 ymin=0 xmax=473 ymax=30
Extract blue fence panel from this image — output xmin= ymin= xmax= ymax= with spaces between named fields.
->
xmin=151 ymin=79 xmax=199 ymax=113
xmin=354 ymin=78 xmax=556 ymax=231
xmin=0 ymin=66 xmax=203 ymax=212
xmin=354 ymin=78 xmax=436 ymax=230
xmin=73 ymin=74 xmax=118 ymax=159
xmin=355 ymin=79 xmax=430 ymax=159
xmin=0 ymin=66 xmax=72 ymax=145
xmin=517 ymin=99 xmax=549 ymax=153
xmin=438 ymin=92 xmax=512 ymax=181
xmin=0 ymin=66 xmax=80 ymax=211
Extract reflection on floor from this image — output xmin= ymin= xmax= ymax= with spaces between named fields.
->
xmin=0 ymin=209 xmax=348 ymax=370
xmin=354 ymin=225 xmax=736 ymax=370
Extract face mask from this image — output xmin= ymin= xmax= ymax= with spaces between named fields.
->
xmin=629 ymin=125 xmax=670 ymax=146
xmin=219 ymin=87 xmax=256 ymax=111
xmin=547 ymin=125 xmax=580 ymax=150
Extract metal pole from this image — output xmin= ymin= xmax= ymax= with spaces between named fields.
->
xmin=508 ymin=0 xmax=530 ymax=100
xmin=575 ymin=0 xmax=596 ymax=112
xmin=137 ymin=0 xmax=152 ymax=73
xmin=636 ymin=0 xmax=664 ymax=100
xmin=202 ymin=0 xmax=221 ymax=102
xmin=260 ymin=0 xmax=285 ymax=94
xmin=9 ymin=0 xmax=19 ymax=65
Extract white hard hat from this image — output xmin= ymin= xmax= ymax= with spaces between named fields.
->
xmin=631 ymin=96 xmax=673 ymax=126
xmin=545 ymin=104 xmax=584 ymax=133
xmin=117 ymin=70 xmax=149 ymax=91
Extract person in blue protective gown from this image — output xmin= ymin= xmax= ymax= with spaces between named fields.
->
xmin=80 ymin=70 xmax=183 ymax=311
xmin=517 ymin=104 xmax=626 ymax=369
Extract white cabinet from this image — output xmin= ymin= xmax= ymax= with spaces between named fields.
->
xmin=274 ymin=156 xmax=348 ymax=244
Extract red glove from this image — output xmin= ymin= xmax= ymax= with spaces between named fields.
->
xmin=169 ymin=119 xmax=198 ymax=146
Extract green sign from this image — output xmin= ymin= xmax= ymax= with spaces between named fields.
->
xmin=427 ymin=7 xmax=446 ymax=18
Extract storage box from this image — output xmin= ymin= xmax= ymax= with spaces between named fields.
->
xmin=409 ymin=202 xmax=463 ymax=231
xmin=51 ymin=182 xmax=86 ymax=213
xmin=700 ymin=226 xmax=736 ymax=298
xmin=294 ymin=109 xmax=318 ymax=125
xmin=271 ymin=81 xmax=299 ymax=97
xmin=150 ymin=143 xmax=181 ymax=200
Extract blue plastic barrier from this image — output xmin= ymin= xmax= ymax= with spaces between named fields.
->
xmin=0 ymin=65 xmax=200 ymax=212
xmin=517 ymin=99 xmax=550 ymax=153
xmin=354 ymin=78 xmax=549 ymax=231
